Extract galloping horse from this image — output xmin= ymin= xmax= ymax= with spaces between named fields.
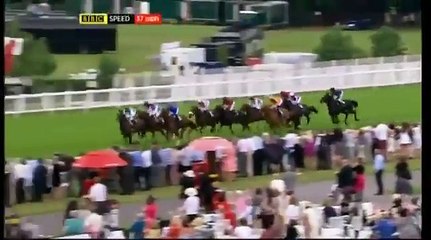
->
xmin=213 ymin=105 xmax=237 ymax=134
xmin=117 ymin=110 xmax=141 ymax=144
xmin=320 ymin=92 xmax=359 ymax=125
xmin=136 ymin=110 xmax=166 ymax=139
xmin=260 ymin=105 xmax=291 ymax=131
xmin=282 ymin=100 xmax=319 ymax=125
xmin=238 ymin=103 xmax=265 ymax=131
xmin=188 ymin=106 xmax=218 ymax=133
xmin=160 ymin=109 xmax=197 ymax=139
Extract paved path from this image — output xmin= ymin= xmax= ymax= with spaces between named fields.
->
xmin=31 ymin=171 xmax=421 ymax=236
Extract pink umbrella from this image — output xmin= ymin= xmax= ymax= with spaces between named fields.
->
xmin=188 ymin=136 xmax=237 ymax=173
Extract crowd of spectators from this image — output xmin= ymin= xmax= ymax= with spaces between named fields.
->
xmin=4 ymin=122 xmax=421 ymax=238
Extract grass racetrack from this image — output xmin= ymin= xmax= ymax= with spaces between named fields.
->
xmin=49 ymin=26 xmax=421 ymax=78
xmin=6 ymin=84 xmax=420 ymax=158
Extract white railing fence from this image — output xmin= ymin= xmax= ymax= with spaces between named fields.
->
xmin=5 ymin=61 xmax=421 ymax=115
xmin=113 ymin=55 xmax=421 ymax=88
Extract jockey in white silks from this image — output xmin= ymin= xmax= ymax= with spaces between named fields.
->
xmin=144 ymin=101 xmax=161 ymax=118
xmin=289 ymin=92 xmax=303 ymax=108
xmin=249 ymin=97 xmax=263 ymax=109
xmin=123 ymin=107 xmax=137 ymax=124
xmin=198 ymin=99 xmax=210 ymax=111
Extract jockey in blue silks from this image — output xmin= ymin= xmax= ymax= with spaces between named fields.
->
xmin=168 ymin=103 xmax=181 ymax=121
xmin=329 ymin=88 xmax=345 ymax=104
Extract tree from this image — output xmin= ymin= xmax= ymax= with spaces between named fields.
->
xmin=313 ymin=27 xmax=366 ymax=61
xmin=370 ymin=26 xmax=407 ymax=57
xmin=97 ymin=55 xmax=120 ymax=89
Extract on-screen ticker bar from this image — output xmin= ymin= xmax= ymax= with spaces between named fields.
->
xmin=79 ymin=13 xmax=162 ymax=25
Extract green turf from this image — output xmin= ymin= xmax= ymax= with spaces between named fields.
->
xmin=6 ymin=84 xmax=420 ymax=158
xmin=10 ymin=158 xmax=421 ymax=216
xmin=48 ymin=26 xmax=421 ymax=78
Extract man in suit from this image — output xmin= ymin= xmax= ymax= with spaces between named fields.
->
xmin=32 ymin=159 xmax=47 ymax=202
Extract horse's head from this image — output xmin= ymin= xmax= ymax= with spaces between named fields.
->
xmin=117 ymin=110 xmax=125 ymax=121
xmin=320 ymin=92 xmax=331 ymax=104
xmin=240 ymin=103 xmax=250 ymax=113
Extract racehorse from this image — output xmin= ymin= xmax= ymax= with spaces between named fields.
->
xmin=160 ymin=109 xmax=198 ymax=139
xmin=238 ymin=103 xmax=265 ymax=131
xmin=188 ymin=106 xmax=218 ymax=133
xmin=117 ymin=110 xmax=140 ymax=144
xmin=136 ymin=110 xmax=167 ymax=139
xmin=282 ymin=100 xmax=319 ymax=125
xmin=320 ymin=92 xmax=359 ymax=125
xmin=260 ymin=105 xmax=291 ymax=131
xmin=213 ymin=105 xmax=237 ymax=134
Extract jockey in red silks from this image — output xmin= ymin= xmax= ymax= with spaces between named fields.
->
xmin=222 ymin=97 xmax=235 ymax=111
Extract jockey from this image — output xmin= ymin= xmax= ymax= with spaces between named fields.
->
xmin=123 ymin=107 xmax=137 ymax=123
xmin=280 ymin=91 xmax=290 ymax=100
xmin=329 ymin=88 xmax=345 ymax=104
xmin=168 ymin=103 xmax=181 ymax=121
xmin=197 ymin=99 xmax=210 ymax=112
xmin=143 ymin=101 xmax=161 ymax=119
xmin=249 ymin=97 xmax=263 ymax=109
xmin=222 ymin=97 xmax=235 ymax=111
xmin=269 ymin=96 xmax=284 ymax=117
xmin=289 ymin=92 xmax=303 ymax=108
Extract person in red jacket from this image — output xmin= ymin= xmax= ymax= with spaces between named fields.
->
xmin=222 ymin=97 xmax=236 ymax=111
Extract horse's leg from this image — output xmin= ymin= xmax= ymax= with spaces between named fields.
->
xmin=305 ymin=114 xmax=311 ymax=125
xmin=229 ymin=124 xmax=234 ymax=134
xmin=344 ymin=113 xmax=349 ymax=125
xmin=354 ymin=110 xmax=360 ymax=121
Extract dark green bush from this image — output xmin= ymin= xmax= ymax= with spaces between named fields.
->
xmin=97 ymin=55 xmax=120 ymax=89
xmin=370 ymin=26 xmax=407 ymax=57
xmin=313 ymin=27 xmax=366 ymax=61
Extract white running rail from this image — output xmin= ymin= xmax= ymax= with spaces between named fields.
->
xmin=5 ymin=61 xmax=421 ymax=115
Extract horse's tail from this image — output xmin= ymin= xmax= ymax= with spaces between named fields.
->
xmin=351 ymin=101 xmax=359 ymax=108
xmin=309 ymin=106 xmax=319 ymax=114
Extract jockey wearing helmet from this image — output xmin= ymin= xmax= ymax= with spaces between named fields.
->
xmin=222 ymin=97 xmax=235 ymax=111
xmin=143 ymin=101 xmax=161 ymax=118
xmin=123 ymin=107 xmax=137 ymax=123
xmin=329 ymin=88 xmax=345 ymax=104
xmin=197 ymin=99 xmax=210 ymax=112
xmin=249 ymin=96 xmax=263 ymax=110
xmin=168 ymin=103 xmax=181 ymax=121
xmin=269 ymin=96 xmax=284 ymax=116
xmin=288 ymin=92 xmax=303 ymax=108
xmin=280 ymin=91 xmax=290 ymax=100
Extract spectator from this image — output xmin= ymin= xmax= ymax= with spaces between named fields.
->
xmin=214 ymin=190 xmax=231 ymax=213
xmin=343 ymin=129 xmax=357 ymax=161
xmin=182 ymin=187 xmax=200 ymax=223
xmin=108 ymin=199 xmax=120 ymax=228
xmin=234 ymin=218 xmax=253 ymax=238
xmin=396 ymin=208 xmax=421 ymax=239
xmin=395 ymin=157 xmax=413 ymax=195
xmin=14 ymin=160 xmax=26 ymax=204
xmin=282 ymin=165 xmax=297 ymax=193
xmin=129 ymin=213 xmax=145 ymax=239
xmin=129 ymin=150 xmax=144 ymax=189
xmin=143 ymin=195 xmax=158 ymax=223
xmin=285 ymin=220 xmax=299 ymax=240
xmin=179 ymin=170 xmax=195 ymax=199
xmin=141 ymin=149 xmax=153 ymax=191
xmin=260 ymin=188 xmax=277 ymax=229
xmin=260 ymin=214 xmax=284 ymax=238
xmin=251 ymin=135 xmax=265 ymax=176
xmin=322 ymin=198 xmax=337 ymax=224
xmin=340 ymin=201 xmax=350 ymax=216
xmin=284 ymin=196 xmax=300 ymax=225
xmin=337 ymin=159 xmax=355 ymax=201
xmin=63 ymin=200 xmax=78 ymax=223
xmin=76 ymin=199 xmax=92 ymax=221
xmin=88 ymin=176 xmax=108 ymax=215
xmin=224 ymin=205 xmax=237 ymax=229
xmin=411 ymin=123 xmax=421 ymax=152
xmin=373 ymin=123 xmax=390 ymax=157
xmin=302 ymin=204 xmax=319 ymax=238
xmin=159 ymin=148 xmax=174 ymax=185
xmin=81 ymin=173 xmax=96 ymax=196
xmin=199 ymin=174 xmax=215 ymax=212
xmin=84 ymin=209 xmax=104 ymax=236
xmin=167 ymin=215 xmax=182 ymax=239
xmin=353 ymin=160 xmax=366 ymax=202
xmin=237 ymin=137 xmax=253 ymax=177
xmin=283 ymin=132 xmax=299 ymax=171
xmin=32 ymin=159 xmax=47 ymax=202
xmin=372 ymin=211 xmax=397 ymax=238
xmin=63 ymin=210 xmax=84 ymax=235
xmin=177 ymin=146 xmax=194 ymax=173
xmin=373 ymin=149 xmax=385 ymax=196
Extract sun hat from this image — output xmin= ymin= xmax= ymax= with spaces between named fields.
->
xmin=183 ymin=170 xmax=195 ymax=178
xmin=184 ymin=187 xmax=198 ymax=197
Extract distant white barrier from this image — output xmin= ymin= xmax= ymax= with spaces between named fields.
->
xmin=5 ymin=61 xmax=421 ymax=115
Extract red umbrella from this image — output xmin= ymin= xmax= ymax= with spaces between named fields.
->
xmin=73 ymin=149 xmax=128 ymax=168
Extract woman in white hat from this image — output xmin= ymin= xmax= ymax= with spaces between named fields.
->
xmin=181 ymin=187 xmax=200 ymax=223
xmin=179 ymin=170 xmax=195 ymax=199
